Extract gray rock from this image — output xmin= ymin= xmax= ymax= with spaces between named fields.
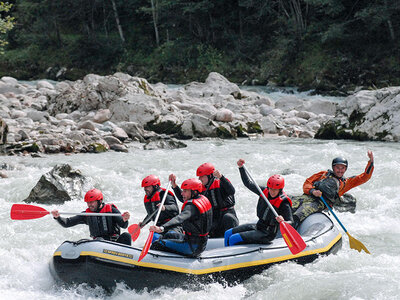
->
xmin=23 ymin=164 xmax=92 ymax=204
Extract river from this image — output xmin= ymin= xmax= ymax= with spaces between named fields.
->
xmin=1 ymin=85 xmax=400 ymax=299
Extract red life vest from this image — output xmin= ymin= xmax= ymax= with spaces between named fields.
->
xmin=262 ymin=188 xmax=292 ymax=208
xmin=85 ymin=203 xmax=120 ymax=238
xmin=200 ymin=180 xmax=220 ymax=192
xmin=85 ymin=203 xmax=115 ymax=213
xmin=144 ymin=188 xmax=175 ymax=203
xmin=181 ymin=195 xmax=213 ymax=237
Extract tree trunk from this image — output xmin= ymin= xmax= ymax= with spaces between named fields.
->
xmin=102 ymin=0 xmax=109 ymax=39
xmin=384 ymin=0 xmax=395 ymax=41
xmin=110 ymin=0 xmax=125 ymax=43
xmin=151 ymin=0 xmax=160 ymax=46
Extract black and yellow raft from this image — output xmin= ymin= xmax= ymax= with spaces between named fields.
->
xmin=49 ymin=213 xmax=342 ymax=290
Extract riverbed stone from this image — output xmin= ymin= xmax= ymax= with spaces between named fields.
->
xmin=23 ymin=164 xmax=92 ymax=204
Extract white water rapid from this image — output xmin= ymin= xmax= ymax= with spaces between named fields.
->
xmin=1 ymin=136 xmax=399 ymax=299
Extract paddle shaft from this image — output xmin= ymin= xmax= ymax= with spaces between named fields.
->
xmin=138 ymin=181 xmax=172 ymax=262
xmin=242 ymin=165 xmax=279 ymax=218
xmin=58 ymin=212 xmax=123 ymax=217
xmin=140 ymin=208 xmax=160 ymax=228
xmin=152 ymin=181 xmax=172 ymax=226
xmin=320 ymin=196 xmax=348 ymax=233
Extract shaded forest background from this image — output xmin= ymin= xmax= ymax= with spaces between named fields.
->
xmin=1 ymin=0 xmax=400 ymax=94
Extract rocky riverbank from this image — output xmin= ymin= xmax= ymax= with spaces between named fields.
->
xmin=0 ymin=72 xmax=397 ymax=156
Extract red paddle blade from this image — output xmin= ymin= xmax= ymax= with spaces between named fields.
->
xmin=128 ymin=224 xmax=141 ymax=242
xmin=138 ymin=231 xmax=154 ymax=262
xmin=10 ymin=204 xmax=50 ymax=220
xmin=280 ymin=221 xmax=306 ymax=255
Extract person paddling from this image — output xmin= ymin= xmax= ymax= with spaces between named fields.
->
xmin=51 ymin=188 xmax=131 ymax=245
xmin=292 ymin=150 xmax=374 ymax=227
xmin=149 ymin=178 xmax=213 ymax=257
xmin=169 ymin=162 xmax=238 ymax=238
xmin=224 ymin=159 xmax=294 ymax=246
xmin=140 ymin=175 xmax=181 ymax=238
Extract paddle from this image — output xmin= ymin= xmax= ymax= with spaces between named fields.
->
xmin=138 ymin=181 xmax=171 ymax=262
xmin=128 ymin=208 xmax=159 ymax=242
xmin=242 ymin=165 xmax=306 ymax=255
xmin=10 ymin=203 xmax=124 ymax=220
xmin=320 ymin=196 xmax=370 ymax=254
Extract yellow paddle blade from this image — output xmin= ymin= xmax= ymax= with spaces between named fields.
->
xmin=346 ymin=232 xmax=370 ymax=254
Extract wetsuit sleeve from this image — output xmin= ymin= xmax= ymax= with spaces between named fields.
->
xmin=111 ymin=206 xmax=128 ymax=229
xmin=239 ymin=167 xmax=264 ymax=196
xmin=279 ymin=201 xmax=294 ymax=225
xmin=162 ymin=204 xmax=197 ymax=231
xmin=220 ymin=176 xmax=235 ymax=195
xmin=55 ymin=214 xmax=86 ymax=228
xmin=303 ymin=171 xmax=326 ymax=195
xmin=162 ymin=192 xmax=180 ymax=215
xmin=172 ymin=186 xmax=184 ymax=203
xmin=339 ymin=161 xmax=374 ymax=196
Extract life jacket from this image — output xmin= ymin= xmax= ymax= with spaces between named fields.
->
xmin=144 ymin=188 xmax=176 ymax=225
xmin=257 ymin=189 xmax=292 ymax=222
xmin=181 ymin=195 xmax=213 ymax=237
xmin=85 ymin=203 xmax=120 ymax=239
xmin=201 ymin=178 xmax=235 ymax=212
xmin=314 ymin=170 xmax=342 ymax=204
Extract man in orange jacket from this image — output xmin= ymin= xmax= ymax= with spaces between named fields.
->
xmin=292 ymin=150 xmax=374 ymax=226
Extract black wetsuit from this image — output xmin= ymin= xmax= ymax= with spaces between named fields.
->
xmin=151 ymin=195 xmax=212 ymax=257
xmin=54 ymin=203 xmax=131 ymax=245
xmin=225 ymin=168 xmax=293 ymax=246
xmin=143 ymin=188 xmax=182 ymax=238
xmin=173 ymin=176 xmax=238 ymax=237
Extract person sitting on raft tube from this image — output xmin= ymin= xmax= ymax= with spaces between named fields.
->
xmin=149 ymin=178 xmax=213 ymax=257
xmin=141 ymin=174 xmax=182 ymax=239
xmin=169 ymin=162 xmax=238 ymax=238
xmin=292 ymin=150 xmax=374 ymax=227
xmin=224 ymin=159 xmax=293 ymax=246
xmin=51 ymin=188 xmax=131 ymax=246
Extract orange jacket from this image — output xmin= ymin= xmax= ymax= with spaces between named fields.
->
xmin=303 ymin=161 xmax=374 ymax=197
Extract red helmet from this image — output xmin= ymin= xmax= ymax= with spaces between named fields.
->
xmin=142 ymin=175 xmax=161 ymax=187
xmin=181 ymin=178 xmax=203 ymax=193
xmin=267 ymin=175 xmax=284 ymax=189
xmin=196 ymin=163 xmax=215 ymax=176
xmin=84 ymin=188 xmax=103 ymax=202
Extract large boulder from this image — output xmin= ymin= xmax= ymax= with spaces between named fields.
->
xmin=23 ymin=164 xmax=92 ymax=204
xmin=316 ymin=87 xmax=400 ymax=141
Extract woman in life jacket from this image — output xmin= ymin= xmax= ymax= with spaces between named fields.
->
xmin=149 ymin=178 xmax=213 ymax=257
xmin=224 ymin=159 xmax=294 ymax=246
xmin=169 ymin=162 xmax=238 ymax=238
xmin=51 ymin=188 xmax=131 ymax=245
xmin=292 ymin=150 xmax=374 ymax=225
xmin=141 ymin=174 xmax=182 ymax=238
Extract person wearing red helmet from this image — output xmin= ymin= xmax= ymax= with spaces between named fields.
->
xmin=224 ymin=159 xmax=294 ymax=246
xmin=140 ymin=175 xmax=181 ymax=238
xmin=169 ymin=162 xmax=238 ymax=238
xmin=292 ymin=150 xmax=374 ymax=227
xmin=51 ymin=188 xmax=131 ymax=245
xmin=149 ymin=178 xmax=213 ymax=257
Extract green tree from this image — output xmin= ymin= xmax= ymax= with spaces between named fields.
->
xmin=0 ymin=1 xmax=14 ymax=54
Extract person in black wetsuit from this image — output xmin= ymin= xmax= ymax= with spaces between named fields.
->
xmin=149 ymin=178 xmax=213 ymax=257
xmin=51 ymin=188 xmax=131 ymax=246
xmin=224 ymin=159 xmax=294 ymax=246
xmin=140 ymin=174 xmax=181 ymax=238
xmin=169 ymin=162 xmax=238 ymax=238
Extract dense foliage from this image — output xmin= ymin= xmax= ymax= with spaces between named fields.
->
xmin=0 ymin=2 xmax=14 ymax=54
xmin=1 ymin=0 xmax=400 ymax=93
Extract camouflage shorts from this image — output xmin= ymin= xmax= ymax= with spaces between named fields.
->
xmin=291 ymin=194 xmax=326 ymax=222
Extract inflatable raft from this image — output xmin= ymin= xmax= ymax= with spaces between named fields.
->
xmin=49 ymin=213 xmax=342 ymax=290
